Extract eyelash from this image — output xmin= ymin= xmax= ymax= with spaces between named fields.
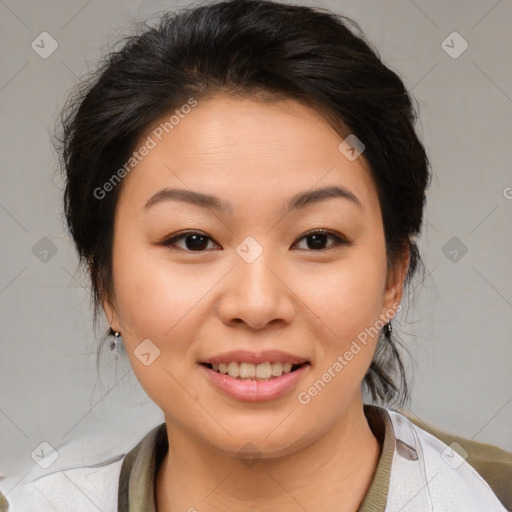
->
xmin=158 ymin=229 xmax=350 ymax=252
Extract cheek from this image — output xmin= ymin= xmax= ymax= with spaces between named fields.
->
xmin=297 ymin=249 xmax=388 ymax=344
xmin=110 ymin=241 xmax=184 ymax=336
xmin=109 ymin=246 xmax=206 ymax=404
xmin=294 ymin=251 xmax=387 ymax=414
xmin=111 ymin=242 xmax=223 ymax=359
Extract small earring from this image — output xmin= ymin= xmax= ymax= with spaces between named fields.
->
xmin=387 ymin=320 xmax=392 ymax=334
xmin=109 ymin=328 xmax=121 ymax=350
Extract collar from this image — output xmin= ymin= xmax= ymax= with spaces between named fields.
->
xmin=117 ymin=404 xmax=395 ymax=512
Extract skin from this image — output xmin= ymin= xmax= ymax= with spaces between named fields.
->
xmin=103 ymin=94 xmax=409 ymax=511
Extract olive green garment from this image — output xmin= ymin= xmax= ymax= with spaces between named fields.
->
xmin=0 ymin=489 xmax=8 ymax=512
xmin=115 ymin=405 xmax=512 ymax=511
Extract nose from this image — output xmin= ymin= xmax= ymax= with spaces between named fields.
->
xmin=216 ymin=247 xmax=296 ymax=330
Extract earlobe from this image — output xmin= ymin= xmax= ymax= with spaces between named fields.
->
xmin=384 ymin=248 xmax=410 ymax=314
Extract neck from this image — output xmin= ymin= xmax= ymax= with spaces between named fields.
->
xmin=156 ymin=400 xmax=381 ymax=512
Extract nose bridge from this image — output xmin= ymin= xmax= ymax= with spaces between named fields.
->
xmin=218 ymin=236 xmax=294 ymax=328
xmin=235 ymin=235 xmax=282 ymax=300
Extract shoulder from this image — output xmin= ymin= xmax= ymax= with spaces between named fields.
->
xmin=387 ymin=408 xmax=512 ymax=511
xmin=0 ymin=423 xmax=166 ymax=512
xmin=0 ymin=455 xmax=125 ymax=512
xmin=407 ymin=412 xmax=512 ymax=511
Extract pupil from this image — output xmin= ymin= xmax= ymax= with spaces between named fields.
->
xmin=186 ymin=234 xmax=208 ymax=251
xmin=308 ymin=233 xmax=327 ymax=250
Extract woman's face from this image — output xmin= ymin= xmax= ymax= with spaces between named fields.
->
xmin=104 ymin=94 xmax=406 ymax=457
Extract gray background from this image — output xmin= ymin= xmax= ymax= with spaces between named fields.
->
xmin=1 ymin=0 xmax=511 ymax=493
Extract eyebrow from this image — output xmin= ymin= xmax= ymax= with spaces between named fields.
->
xmin=143 ymin=185 xmax=362 ymax=215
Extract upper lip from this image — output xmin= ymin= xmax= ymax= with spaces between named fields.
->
xmin=200 ymin=350 xmax=310 ymax=365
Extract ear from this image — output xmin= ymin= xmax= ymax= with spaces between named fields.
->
xmin=101 ymin=293 xmax=122 ymax=333
xmin=382 ymin=246 xmax=410 ymax=317
xmin=89 ymin=256 xmax=122 ymax=333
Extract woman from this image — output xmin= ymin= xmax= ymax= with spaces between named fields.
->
xmin=3 ymin=0 xmax=510 ymax=510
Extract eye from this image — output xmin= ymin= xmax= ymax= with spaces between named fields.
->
xmin=292 ymin=229 xmax=349 ymax=251
xmin=158 ymin=231 xmax=220 ymax=252
xmin=158 ymin=229 xmax=349 ymax=252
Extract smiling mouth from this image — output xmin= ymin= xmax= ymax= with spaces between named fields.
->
xmin=200 ymin=361 xmax=310 ymax=381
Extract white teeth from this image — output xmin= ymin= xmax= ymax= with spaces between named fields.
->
xmin=256 ymin=362 xmax=272 ymax=379
xmin=227 ymin=361 xmax=240 ymax=378
xmin=239 ymin=362 xmax=255 ymax=379
xmin=271 ymin=362 xmax=283 ymax=376
xmin=208 ymin=361 xmax=302 ymax=380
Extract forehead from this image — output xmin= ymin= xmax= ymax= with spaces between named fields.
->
xmin=117 ymin=95 xmax=378 ymax=214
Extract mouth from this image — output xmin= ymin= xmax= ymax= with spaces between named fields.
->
xmin=200 ymin=361 xmax=310 ymax=381
xmin=198 ymin=354 xmax=311 ymax=402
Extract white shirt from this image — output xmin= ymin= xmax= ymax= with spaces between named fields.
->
xmin=1 ymin=408 xmax=508 ymax=512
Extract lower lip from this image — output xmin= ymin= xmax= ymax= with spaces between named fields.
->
xmin=200 ymin=364 xmax=309 ymax=402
